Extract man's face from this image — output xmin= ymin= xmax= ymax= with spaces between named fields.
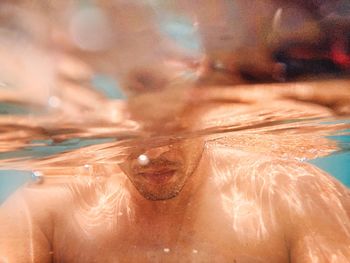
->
xmin=117 ymin=63 xmax=206 ymax=201
xmin=120 ymin=137 xmax=204 ymax=201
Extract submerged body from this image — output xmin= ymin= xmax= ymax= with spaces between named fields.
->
xmin=0 ymin=0 xmax=350 ymax=261
xmin=1 ymin=83 xmax=350 ymax=262
xmin=1 ymin=139 xmax=350 ymax=263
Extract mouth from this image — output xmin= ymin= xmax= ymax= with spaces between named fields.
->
xmin=137 ymin=169 xmax=177 ymax=184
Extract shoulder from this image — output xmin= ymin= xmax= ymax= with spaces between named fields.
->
xmin=0 ymin=173 xmax=128 ymax=233
xmin=205 ymin=143 xmax=350 ymax=254
xmin=0 ymin=180 xmax=73 ymax=232
xmin=205 ymin=141 xmax=349 ymax=199
xmin=207 ymin=142 xmax=350 ymax=211
xmin=0 ymin=181 xmax=69 ymax=263
xmin=205 ymin=141 xmax=350 ymax=227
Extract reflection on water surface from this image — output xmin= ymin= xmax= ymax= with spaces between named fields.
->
xmin=0 ymin=81 xmax=349 ymax=182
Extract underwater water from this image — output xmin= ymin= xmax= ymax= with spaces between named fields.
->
xmin=0 ymin=1 xmax=349 ymax=202
xmin=0 ymin=83 xmax=349 ymax=203
xmin=0 ymin=1 xmax=350 ymax=262
xmin=0 ymin=128 xmax=349 ymax=205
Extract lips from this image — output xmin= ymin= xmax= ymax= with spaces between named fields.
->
xmin=138 ymin=169 xmax=177 ymax=184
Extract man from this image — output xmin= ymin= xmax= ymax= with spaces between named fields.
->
xmin=1 ymin=1 xmax=350 ymax=262
xmin=1 ymin=77 xmax=350 ymax=263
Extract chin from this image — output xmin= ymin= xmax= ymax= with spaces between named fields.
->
xmin=134 ymin=182 xmax=185 ymax=201
xmin=142 ymin=191 xmax=180 ymax=201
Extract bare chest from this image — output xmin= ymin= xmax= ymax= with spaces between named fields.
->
xmin=53 ymin=201 xmax=288 ymax=263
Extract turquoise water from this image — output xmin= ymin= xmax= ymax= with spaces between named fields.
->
xmin=0 ymin=170 xmax=32 ymax=203
xmin=310 ymin=129 xmax=350 ymax=187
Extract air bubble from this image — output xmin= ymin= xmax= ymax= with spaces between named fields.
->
xmin=83 ymin=164 xmax=92 ymax=176
xmin=69 ymin=6 xmax=114 ymax=51
xmin=32 ymin=171 xmax=43 ymax=183
xmin=137 ymin=154 xmax=150 ymax=166
xmin=213 ymin=61 xmax=225 ymax=70
xmin=163 ymin=248 xmax=170 ymax=253
xmin=48 ymin=96 xmax=61 ymax=108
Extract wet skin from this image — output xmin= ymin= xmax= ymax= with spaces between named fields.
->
xmin=1 ymin=137 xmax=350 ymax=263
xmin=1 ymin=77 xmax=350 ymax=262
xmin=1 ymin=0 xmax=350 ymax=261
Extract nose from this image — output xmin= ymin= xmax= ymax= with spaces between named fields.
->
xmin=143 ymin=146 xmax=171 ymax=160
